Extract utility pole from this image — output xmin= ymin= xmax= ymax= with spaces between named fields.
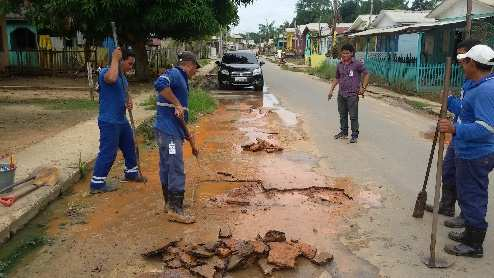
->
xmin=368 ymin=0 xmax=374 ymax=30
xmin=465 ymin=0 xmax=473 ymax=38
xmin=331 ymin=0 xmax=339 ymax=58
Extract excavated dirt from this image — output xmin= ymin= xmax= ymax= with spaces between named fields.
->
xmin=5 ymin=95 xmax=375 ymax=277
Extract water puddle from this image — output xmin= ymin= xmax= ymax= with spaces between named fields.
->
xmin=262 ymin=86 xmax=298 ymax=127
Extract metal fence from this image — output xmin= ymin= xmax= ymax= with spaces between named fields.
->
xmin=325 ymin=55 xmax=464 ymax=93
xmin=7 ymin=48 xmax=97 ymax=74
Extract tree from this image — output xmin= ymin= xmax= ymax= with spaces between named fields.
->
xmin=340 ymin=0 xmax=361 ymax=23
xmin=294 ymin=0 xmax=333 ymax=25
xmin=410 ymin=0 xmax=438 ymax=11
xmin=3 ymin=0 xmax=254 ymax=81
xmin=258 ymin=21 xmax=276 ymax=43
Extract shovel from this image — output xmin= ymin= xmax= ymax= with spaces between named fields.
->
xmin=0 ymin=166 xmax=60 ymax=207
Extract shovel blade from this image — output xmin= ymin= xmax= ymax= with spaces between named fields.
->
xmin=413 ymin=190 xmax=427 ymax=218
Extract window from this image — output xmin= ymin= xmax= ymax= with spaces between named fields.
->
xmin=222 ymin=52 xmax=257 ymax=64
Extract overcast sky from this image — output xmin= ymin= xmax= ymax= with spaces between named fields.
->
xmin=232 ymin=0 xmax=298 ymax=34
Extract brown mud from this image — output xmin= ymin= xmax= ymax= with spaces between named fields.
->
xmin=6 ymin=93 xmax=379 ymax=278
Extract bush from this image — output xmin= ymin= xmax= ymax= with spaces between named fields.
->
xmin=308 ymin=62 xmax=337 ymax=80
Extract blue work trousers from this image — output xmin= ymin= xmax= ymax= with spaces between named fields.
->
xmin=90 ymin=120 xmax=138 ymax=188
xmin=156 ymin=130 xmax=185 ymax=194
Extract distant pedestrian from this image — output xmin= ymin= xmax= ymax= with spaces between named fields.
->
xmin=440 ymin=45 xmax=494 ymax=258
xmin=153 ymin=51 xmax=200 ymax=224
xmin=328 ymin=44 xmax=370 ymax=143
xmin=90 ymin=47 xmax=147 ymax=194
xmin=425 ymin=39 xmax=482 ymax=230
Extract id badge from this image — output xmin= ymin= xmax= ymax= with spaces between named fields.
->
xmin=168 ymin=142 xmax=176 ymax=155
xmin=349 ymin=70 xmax=354 ymax=77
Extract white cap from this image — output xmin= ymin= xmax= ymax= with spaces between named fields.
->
xmin=457 ymin=44 xmax=494 ymax=66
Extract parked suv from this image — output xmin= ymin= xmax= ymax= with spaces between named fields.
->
xmin=217 ymin=51 xmax=265 ymax=91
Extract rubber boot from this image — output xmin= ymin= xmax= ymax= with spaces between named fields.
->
xmin=444 ymin=227 xmax=485 ymax=258
xmin=161 ymin=184 xmax=169 ymax=213
xmin=444 ymin=215 xmax=465 ymax=228
xmin=448 ymin=230 xmax=466 ymax=243
xmin=424 ymin=185 xmax=456 ymax=217
xmin=167 ymin=192 xmax=195 ymax=224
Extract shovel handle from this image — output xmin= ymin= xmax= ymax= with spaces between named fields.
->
xmin=0 ymin=176 xmax=35 ymax=194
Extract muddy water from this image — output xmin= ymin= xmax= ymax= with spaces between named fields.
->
xmin=5 ymin=90 xmax=379 ymax=277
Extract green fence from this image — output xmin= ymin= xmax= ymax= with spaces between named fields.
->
xmin=326 ymin=57 xmax=464 ymax=93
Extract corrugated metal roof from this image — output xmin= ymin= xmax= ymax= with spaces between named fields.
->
xmin=371 ymin=9 xmax=435 ymax=27
xmin=349 ymin=16 xmax=490 ymax=37
xmin=305 ymin=23 xmax=329 ymax=32
xmin=427 ymin=0 xmax=494 ymax=19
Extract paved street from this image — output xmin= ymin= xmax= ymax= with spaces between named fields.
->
xmin=262 ymin=61 xmax=494 ymax=277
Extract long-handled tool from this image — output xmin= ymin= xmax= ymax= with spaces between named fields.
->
xmin=413 ymin=128 xmax=438 ymax=218
xmin=110 ymin=21 xmax=144 ymax=182
xmin=421 ymin=57 xmax=454 ymax=269
xmin=0 ymin=166 xmax=56 ymax=194
xmin=0 ymin=166 xmax=60 ymax=207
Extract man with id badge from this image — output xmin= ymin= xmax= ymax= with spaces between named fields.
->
xmin=153 ymin=51 xmax=200 ymax=224
xmin=328 ymin=44 xmax=369 ymax=143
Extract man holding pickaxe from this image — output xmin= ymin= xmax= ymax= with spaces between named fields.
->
xmin=154 ymin=51 xmax=200 ymax=224
xmin=90 ymin=47 xmax=147 ymax=194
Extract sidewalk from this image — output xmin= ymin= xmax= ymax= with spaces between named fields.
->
xmin=0 ymin=91 xmax=154 ymax=244
xmin=0 ymin=62 xmax=216 ymax=244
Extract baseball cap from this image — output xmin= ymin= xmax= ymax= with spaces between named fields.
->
xmin=178 ymin=51 xmax=201 ymax=69
xmin=457 ymin=44 xmax=494 ymax=66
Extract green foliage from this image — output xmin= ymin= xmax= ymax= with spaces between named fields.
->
xmin=294 ymin=0 xmax=333 ymax=25
xmin=0 ymin=236 xmax=48 ymax=275
xmin=307 ymin=62 xmax=337 ymax=80
xmin=138 ymin=88 xmax=217 ymax=142
xmin=410 ymin=0 xmax=438 ymax=11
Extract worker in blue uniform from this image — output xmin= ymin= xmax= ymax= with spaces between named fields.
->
xmin=440 ymin=45 xmax=494 ymax=258
xmin=154 ymin=51 xmax=200 ymax=224
xmin=90 ymin=47 xmax=146 ymax=194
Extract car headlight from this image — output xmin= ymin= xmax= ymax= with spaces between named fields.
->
xmin=253 ymin=68 xmax=262 ymax=75
xmin=221 ymin=69 xmax=230 ymax=75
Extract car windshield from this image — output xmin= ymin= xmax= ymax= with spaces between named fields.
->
xmin=222 ymin=52 xmax=257 ymax=64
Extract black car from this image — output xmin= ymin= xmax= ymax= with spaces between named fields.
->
xmin=216 ymin=51 xmax=265 ymax=91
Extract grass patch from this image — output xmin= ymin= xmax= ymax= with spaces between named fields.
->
xmin=0 ymin=236 xmax=48 ymax=276
xmin=137 ymin=88 xmax=218 ymax=143
xmin=405 ymin=99 xmax=429 ymax=110
xmin=0 ymin=98 xmax=98 ymax=110
xmin=199 ymin=59 xmax=211 ymax=67
xmin=307 ymin=63 xmax=337 ymax=80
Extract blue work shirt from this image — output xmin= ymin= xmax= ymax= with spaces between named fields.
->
xmin=453 ymin=73 xmax=494 ymax=159
xmin=153 ymin=67 xmax=189 ymax=139
xmin=98 ymin=67 xmax=128 ymax=124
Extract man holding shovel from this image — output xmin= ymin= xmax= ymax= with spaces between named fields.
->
xmin=90 ymin=47 xmax=147 ymax=194
xmin=153 ymin=51 xmax=200 ymax=224
xmin=425 ymin=39 xmax=481 ymax=229
xmin=439 ymin=45 xmax=494 ymax=258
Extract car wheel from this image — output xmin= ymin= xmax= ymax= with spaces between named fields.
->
xmin=218 ymin=81 xmax=226 ymax=90
xmin=255 ymin=84 xmax=264 ymax=92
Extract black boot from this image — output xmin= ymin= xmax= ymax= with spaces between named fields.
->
xmin=161 ymin=184 xmax=169 ymax=212
xmin=445 ymin=227 xmax=485 ymax=258
xmin=424 ymin=185 xmax=456 ymax=217
xmin=448 ymin=230 xmax=466 ymax=243
xmin=167 ymin=192 xmax=195 ymax=224
xmin=444 ymin=215 xmax=465 ymax=228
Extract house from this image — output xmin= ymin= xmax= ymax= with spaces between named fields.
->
xmin=303 ymin=23 xmax=329 ymax=60
xmin=285 ymin=27 xmax=296 ymax=53
xmin=277 ymin=33 xmax=287 ymax=50
xmin=0 ymin=15 xmax=8 ymax=72
xmin=371 ymin=10 xmax=436 ymax=55
xmin=4 ymin=13 xmax=39 ymax=68
xmin=320 ymin=23 xmax=352 ymax=55
xmin=345 ymin=1 xmax=494 ymax=92
xmin=294 ymin=24 xmax=306 ymax=57
xmin=346 ymin=15 xmax=378 ymax=53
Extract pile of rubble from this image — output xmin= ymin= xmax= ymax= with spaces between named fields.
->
xmin=139 ymin=229 xmax=333 ymax=278
xmin=241 ymin=138 xmax=283 ymax=153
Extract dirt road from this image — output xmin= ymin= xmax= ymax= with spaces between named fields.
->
xmin=3 ymin=90 xmax=378 ymax=277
